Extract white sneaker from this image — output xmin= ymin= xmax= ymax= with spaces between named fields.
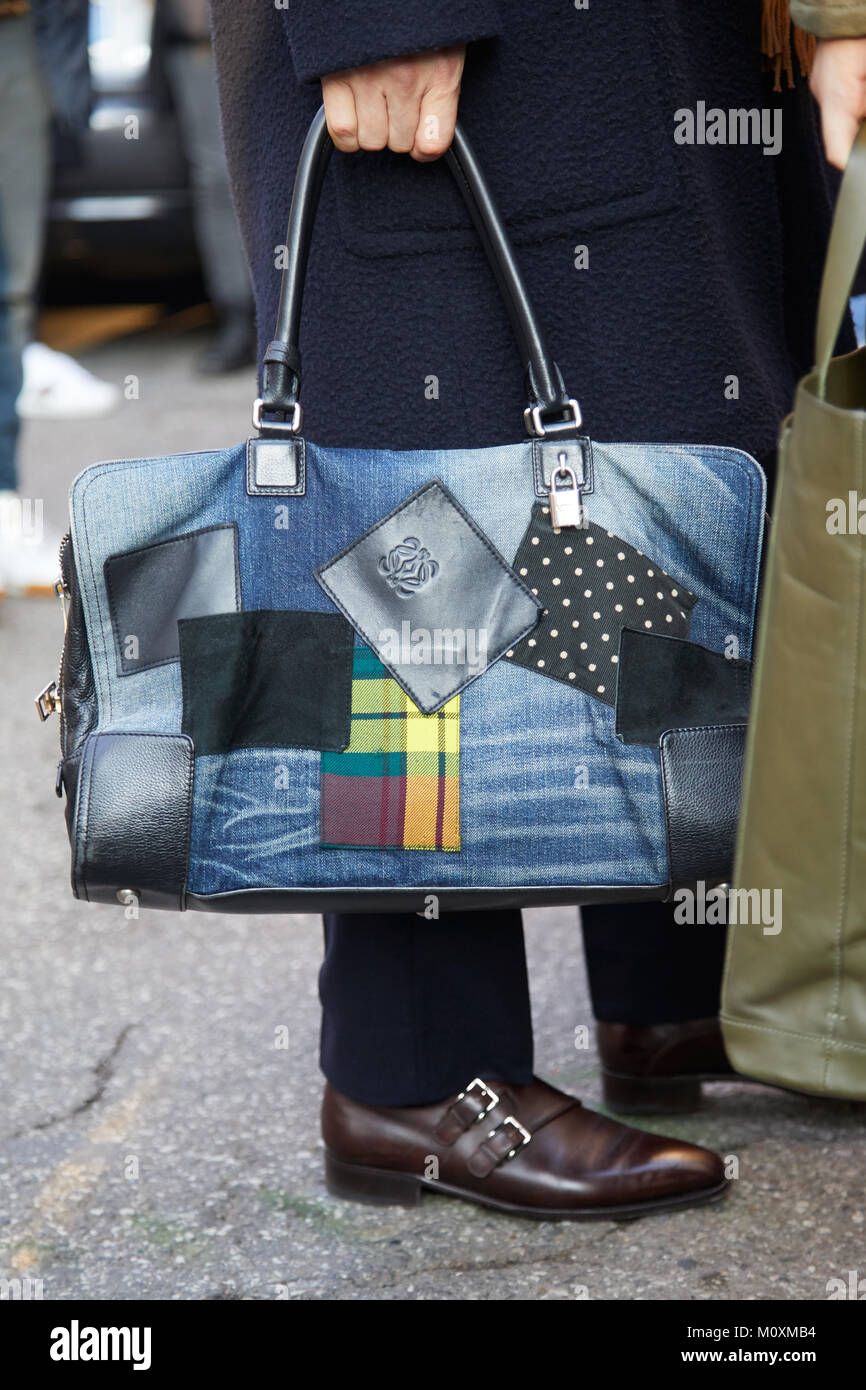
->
xmin=16 ymin=341 xmax=120 ymax=420
xmin=0 ymin=491 xmax=61 ymax=597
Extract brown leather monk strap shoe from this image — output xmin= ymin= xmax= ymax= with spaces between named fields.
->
xmin=322 ymin=1075 xmax=728 ymax=1220
xmin=597 ymin=1017 xmax=743 ymax=1114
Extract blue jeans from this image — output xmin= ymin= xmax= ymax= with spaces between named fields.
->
xmin=0 ymin=236 xmax=21 ymax=492
xmin=0 ymin=13 xmax=50 ymax=491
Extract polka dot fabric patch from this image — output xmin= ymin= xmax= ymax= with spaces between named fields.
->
xmin=503 ymin=504 xmax=698 ymax=705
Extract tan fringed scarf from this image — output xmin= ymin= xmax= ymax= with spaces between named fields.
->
xmin=762 ymin=0 xmax=817 ymax=89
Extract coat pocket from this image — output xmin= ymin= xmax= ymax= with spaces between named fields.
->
xmin=331 ymin=3 xmax=682 ymax=257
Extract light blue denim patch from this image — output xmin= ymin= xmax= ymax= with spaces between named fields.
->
xmin=69 ymin=435 xmax=765 ymax=895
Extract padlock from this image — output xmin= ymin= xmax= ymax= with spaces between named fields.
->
xmin=548 ymin=457 xmax=585 ymax=529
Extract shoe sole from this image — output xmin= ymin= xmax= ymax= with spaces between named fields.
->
xmin=324 ymin=1149 xmax=730 ymax=1221
xmin=601 ymin=1067 xmax=778 ymax=1114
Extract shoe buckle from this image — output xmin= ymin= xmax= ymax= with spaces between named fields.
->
xmin=457 ymin=1077 xmax=500 ymax=1121
xmin=488 ymin=1115 xmax=532 ymax=1161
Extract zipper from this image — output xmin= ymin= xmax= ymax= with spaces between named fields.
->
xmin=56 ymin=532 xmax=71 ymax=747
xmin=34 ymin=532 xmax=70 ymax=728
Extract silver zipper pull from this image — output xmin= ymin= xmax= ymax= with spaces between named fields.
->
xmin=549 ymin=452 xmax=585 ymax=529
xmin=35 ymin=680 xmax=61 ymax=721
xmin=54 ymin=575 xmax=69 ymax=630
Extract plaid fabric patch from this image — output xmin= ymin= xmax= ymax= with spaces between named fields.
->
xmin=320 ymin=645 xmax=460 ymax=851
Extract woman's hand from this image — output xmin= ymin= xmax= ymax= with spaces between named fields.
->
xmin=810 ymin=38 xmax=866 ymax=168
xmin=321 ymin=46 xmax=465 ymax=161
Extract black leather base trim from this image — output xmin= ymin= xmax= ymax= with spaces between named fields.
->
xmin=660 ymin=723 xmax=747 ymax=895
xmin=71 ymin=732 xmax=194 ymax=909
xmin=185 ymin=884 xmax=668 ymax=913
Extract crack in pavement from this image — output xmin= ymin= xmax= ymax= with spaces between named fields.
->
xmin=262 ymin=1218 xmax=624 ymax=1297
xmin=8 ymin=1024 xmax=136 ymax=1139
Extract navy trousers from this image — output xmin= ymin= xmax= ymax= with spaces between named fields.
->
xmin=320 ymin=906 xmax=728 ymax=1106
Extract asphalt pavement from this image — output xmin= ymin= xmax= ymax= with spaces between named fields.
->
xmin=1 ymin=323 xmax=863 ymax=1301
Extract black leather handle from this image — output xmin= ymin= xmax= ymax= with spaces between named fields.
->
xmin=256 ymin=105 xmax=581 ymax=439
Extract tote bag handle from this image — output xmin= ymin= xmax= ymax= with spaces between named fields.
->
xmin=815 ymin=122 xmax=866 ymax=398
xmin=254 ymin=105 xmax=581 ymax=440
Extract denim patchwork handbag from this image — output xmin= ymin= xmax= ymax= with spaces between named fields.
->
xmin=39 ymin=107 xmax=765 ymax=915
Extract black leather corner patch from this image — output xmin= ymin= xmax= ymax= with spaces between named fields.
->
xmin=660 ymin=724 xmax=747 ymax=891
xmin=616 ymin=629 xmax=751 ymax=745
xmin=314 ymin=479 xmax=542 ymax=714
xmin=178 ymin=609 xmax=354 ymax=755
xmin=104 ymin=524 xmax=240 ymax=675
xmin=71 ymin=732 xmax=194 ymax=909
xmin=532 ymin=436 xmax=594 ymax=498
xmin=246 ymin=436 xmax=306 ymax=495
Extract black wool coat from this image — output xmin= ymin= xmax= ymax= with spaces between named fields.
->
xmin=210 ymin=0 xmax=845 ymax=474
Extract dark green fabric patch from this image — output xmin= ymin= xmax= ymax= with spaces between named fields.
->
xmin=179 ymin=610 xmax=354 ymax=755
xmin=615 ymin=628 xmax=751 ymax=745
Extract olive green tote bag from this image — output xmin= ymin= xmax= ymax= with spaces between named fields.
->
xmin=721 ymin=125 xmax=866 ymax=1100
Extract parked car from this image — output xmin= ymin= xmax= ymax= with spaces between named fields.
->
xmin=43 ymin=0 xmax=201 ymax=301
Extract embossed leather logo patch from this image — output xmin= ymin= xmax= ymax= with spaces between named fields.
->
xmin=377 ymin=536 xmax=439 ymax=596
xmin=314 ymin=479 xmax=542 ymax=714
